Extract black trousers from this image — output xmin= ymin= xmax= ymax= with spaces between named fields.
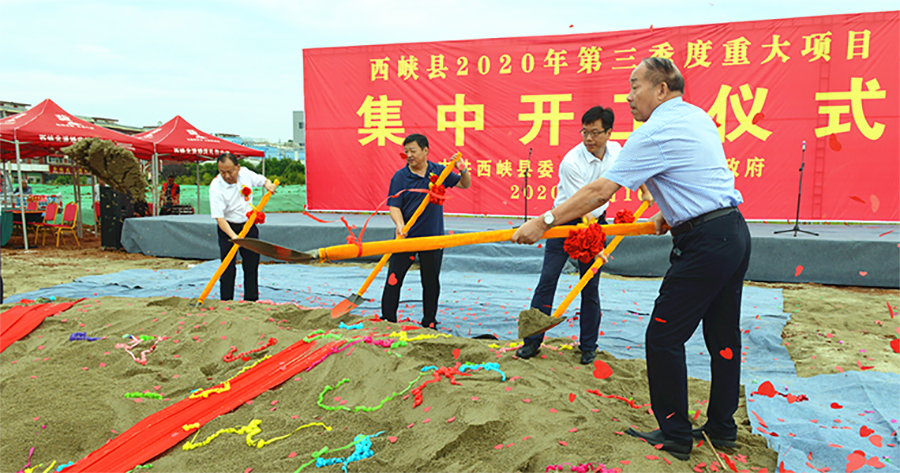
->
xmin=646 ymin=211 xmax=751 ymax=444
xmin=380 ymin=249 xmax=443 ymax=325
xmin=216 ymin=221 xmax=260 ymax=301
xmin=526 ymin=217 xmax=606 ymax=352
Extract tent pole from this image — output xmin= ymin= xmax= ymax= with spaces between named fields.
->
xmin=72 ymin=163 xmax=83 ymax=239
xmin=196 ymin=160 xmax=200 ymax=214
xmin=2 ymin=160 xmax=10 ymax=210
xmin=14 ymin=140 xmax=29 ymax=250
xmin=152 ymin=152 xmax=159 ymax=216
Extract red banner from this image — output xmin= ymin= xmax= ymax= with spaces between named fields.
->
xmin=304 ymin=11 xmax=899 ymax=222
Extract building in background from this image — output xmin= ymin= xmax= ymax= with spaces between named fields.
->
xmin=293 ymin=111 xmax=304 ymax=148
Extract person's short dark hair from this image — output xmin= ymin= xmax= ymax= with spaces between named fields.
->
xmin=640 ymin=57 xmax=685 ymax=93
xmin=217 ymin=152 xmax=240 ymax=166
xmin=403 ymin=134 xmax=429 ymax=150
xmin=581 ymin=106 xmax=615 ymax=131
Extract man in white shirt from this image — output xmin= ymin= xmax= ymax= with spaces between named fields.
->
xmin=517 ymin=106 xmax=652 ymax=365
xmin=209 ymin=152 xmax=276 ymax=301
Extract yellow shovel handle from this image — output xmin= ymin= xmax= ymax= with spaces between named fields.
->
xmin=320 ymin=221 xmax=655 ymax=262
xmin=551 ymin=201 xmax=651 ymax=319
xmin=198 ymin=179 xmax=281 ymax=304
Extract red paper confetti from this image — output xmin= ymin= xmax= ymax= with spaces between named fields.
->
xmin=719 ymin=347 xmax=733 ymax=360
xmin=871 ymin=194 xmax=880 ymax=213
xmin=830 ymin=402 xmax=843 ymax=409
xmin=452 ymin=348 xmax=460 ymax=360
xmin=891 ymin=339 xmax=900 ymax=353
xmin=860 ymin=426 xmax=874 ymax=437
xmin=568 ymin=393 xmax=576 ymax=402
xmin=654 ymin=318 xmax=667 ymax=323
xmin=592 ymin=359 xmax=613 ymax=379
xmin=859 ymin=271 xmax=868 ymax=277
xmin=752 ymin=112 xmax=765 ymax=124
xmin=849 ymin=195 xmax=866 ymax=204
xmin=829 ymin=133 xmax=842 ymax=151
xmin=388 ymin=273 xmax=398 ymax=286
xmin=794 ymin=265 xmax=804 ymax=277
xmin=847 ymin=450 xmax=867 ymax=473
xmin=888 ymin=302 xmax=895 ymax=319
xmin=869 ymin=434 xmax=883 ymax=448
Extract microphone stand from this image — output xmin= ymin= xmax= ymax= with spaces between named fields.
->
xmin=775 ymin=141 xmax=818 ymax=237
xmin=524 ymin=148 xmax=531 ymax=222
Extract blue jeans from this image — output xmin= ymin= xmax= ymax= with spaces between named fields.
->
xmin=525 ymin=217 xmax=606 ymax=352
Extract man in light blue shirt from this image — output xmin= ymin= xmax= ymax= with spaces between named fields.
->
xmin=513 ymin=57 xmax=751 ymax=461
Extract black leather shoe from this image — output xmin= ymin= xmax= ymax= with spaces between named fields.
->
xmin=516 ymin=342 xmax=541 ymax=359
xmin=625 ymin=428 xmax=691 ymax=461
xmin=691 ymin=427 xmax=737 ymax=448
xmin=580 ymin=350 xmax=596 ymax=365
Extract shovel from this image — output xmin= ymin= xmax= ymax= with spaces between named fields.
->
xmin=232 ymin=221 xmax=656 ymax=264
xmin=518 ymin=201 xmax=652 ymax=339
xmin=331 ymin=152 xmax=463 ymax=318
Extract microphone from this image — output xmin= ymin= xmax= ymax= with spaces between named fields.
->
xmin=802 ymin=140 xmax=806 ymax=152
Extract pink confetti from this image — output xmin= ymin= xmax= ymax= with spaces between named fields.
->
xmin=447 ymin=416 xmax=456 ymax=423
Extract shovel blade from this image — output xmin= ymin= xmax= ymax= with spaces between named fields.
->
xmin=331 ymin=293 xmax=366 ymax=318
xmin=518 ymin=307 xmax=568 ymax=339
xmin=231 ymin=238 xmax=317 ymax=263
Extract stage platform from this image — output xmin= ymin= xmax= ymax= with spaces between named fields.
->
xmin=121 ymin=212 xmax=899 ymax=288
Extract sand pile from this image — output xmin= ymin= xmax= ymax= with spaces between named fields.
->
xmin=62 ymin=138 xmax=148 ymax=201
xmin=0 ymin=296 xmax=778 ymax=472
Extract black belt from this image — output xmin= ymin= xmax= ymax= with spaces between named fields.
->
xmin=670 ymin=207 xmax=738 ymax=237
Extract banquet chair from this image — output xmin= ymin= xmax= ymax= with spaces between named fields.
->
xmin=30 ymin=202 xmax=59 ymax=243
xmin=43 ymin=202 xmax=80 ymax=247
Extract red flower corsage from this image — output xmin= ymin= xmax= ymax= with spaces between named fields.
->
xmin=614 ymin=208 xmax=636 ymax=224
xmin=246 ymin=210 xmax=265 ymax=224
xmin=428 ymin=173 xmax=446 ymax=205
xmin=241 ymin=185 xmax=251 ymax=202
xmin=563 ymin=223 xmax=606 ymax=264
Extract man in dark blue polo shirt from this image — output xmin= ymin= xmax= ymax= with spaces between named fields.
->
xmin=381 ymin=134 xmax=471 ymax=328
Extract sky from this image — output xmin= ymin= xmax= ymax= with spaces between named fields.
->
xmin=0 ymin=0 xmax=895 ymax=141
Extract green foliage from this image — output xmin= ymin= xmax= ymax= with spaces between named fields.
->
xmin=173 ymin=158 xmax=305 ymax=186
xmin=51 ymin=175 xmax=91 ymax=185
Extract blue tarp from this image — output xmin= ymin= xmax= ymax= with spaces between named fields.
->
xmin=8 ymin=262 xmax=899 ymax=472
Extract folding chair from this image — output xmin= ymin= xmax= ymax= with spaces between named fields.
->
xmin=43 ymin=202 xmax=80 ymax=247
xmin=30 ymin=202 xmax=59 ymax=243
xmin=26 ymin=200 xmax=38 ymax=211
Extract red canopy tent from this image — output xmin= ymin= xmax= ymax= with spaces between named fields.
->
xmin=0 ymin=99 xmax=155 ymax=248
xmin=134 ymin=116 xmax=264 ymax=215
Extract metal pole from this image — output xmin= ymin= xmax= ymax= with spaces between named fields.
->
xmin=14 ymin=140 xmax=28 ymax=250
xmin=196 ymin=160 xmax=201 ymax=213
xmin=2 ymin=160 xmax=9 ymax=210
xmin=151 ymin=152 xmax=159 ymax=216
xmin=524 ymin=148 xmax=531 ymax=222
xmin=72 ymin=163 xmax=83 ymax=239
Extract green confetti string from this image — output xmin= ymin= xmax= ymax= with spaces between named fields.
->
xmin=124 ymin=392 xmax=163 ymax=400
xmin=317 ymin=373 xmax=425 ymax=412
xmin=303 ymin=330 xmax=343 ymax=343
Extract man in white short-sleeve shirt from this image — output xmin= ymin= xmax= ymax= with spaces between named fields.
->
xmin=517 ymin=106 xmax=652 ymax=365
xmin=209 ymin=152 xmax=276 ymax=301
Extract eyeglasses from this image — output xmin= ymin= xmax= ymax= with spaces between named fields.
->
xmin=580 ymin=128 xmax=610 ymax=138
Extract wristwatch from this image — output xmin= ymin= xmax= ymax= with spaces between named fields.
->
xmin=542 ymin=210 xmax=555 ymax=227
